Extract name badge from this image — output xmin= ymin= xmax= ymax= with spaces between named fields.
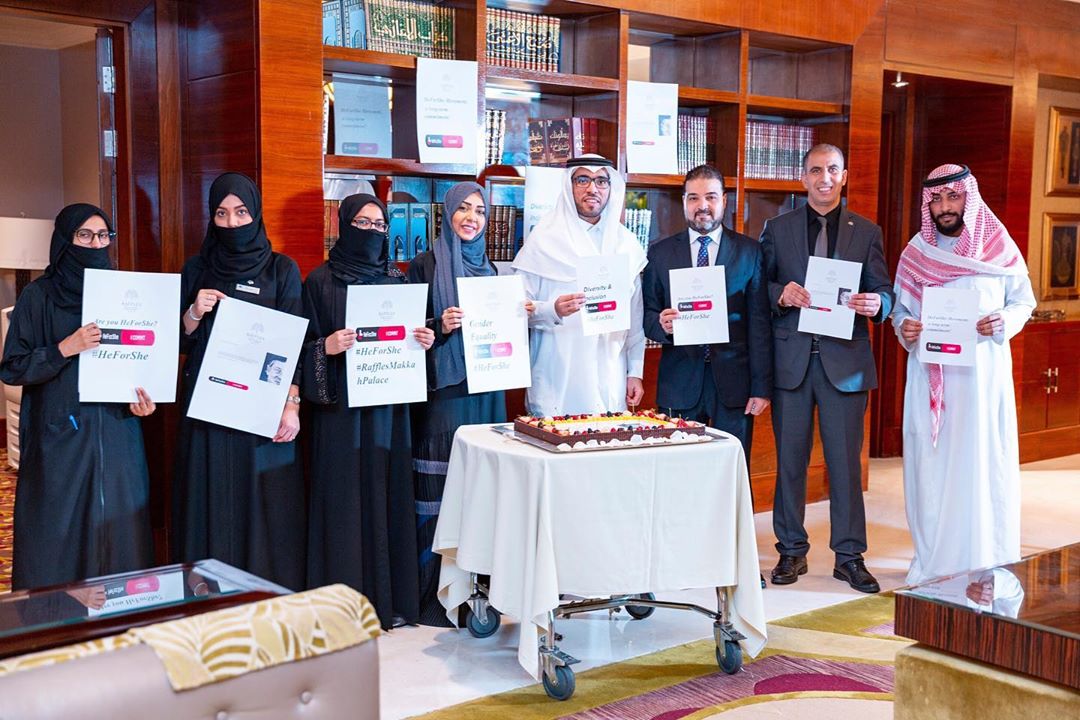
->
xmin=236 ymin=284 xmax=261 ymax=295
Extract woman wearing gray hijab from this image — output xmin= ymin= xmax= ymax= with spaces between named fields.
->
xmin=407 ymin=181 xmax=532 ymax=625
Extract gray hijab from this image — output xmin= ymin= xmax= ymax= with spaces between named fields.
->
xmin=432 ymin=181 xmax=494 ymax=390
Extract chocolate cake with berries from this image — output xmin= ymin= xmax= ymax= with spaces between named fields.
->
xmin=513 ymin=409 xmax=706 ymax=447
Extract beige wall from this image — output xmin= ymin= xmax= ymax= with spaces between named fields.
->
xmin=0 ymin=44 xmax=63 ymax=218
xmin=59 ymin=40 xmax=100 ymax=208
xmin=1027 ymin=83 xmax=1080 ymax=317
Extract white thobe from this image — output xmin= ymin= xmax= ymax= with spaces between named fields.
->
xmin=517 ymin=220 xmax=645 ymax=417
xmin=892 ymin=234 xmax=1035 ymax=585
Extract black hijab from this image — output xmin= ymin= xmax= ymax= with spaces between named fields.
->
xmin=199 ymin=172 xmax=272 ymax=282
xmin=39 ymin=203 xmax=114 ymax=311
xmin=329 ymin=193 xmax=390 ymax=284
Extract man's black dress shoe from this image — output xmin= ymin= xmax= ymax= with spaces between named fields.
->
xmin=833 ymin=559 xmax=880 ymax=594
xmin=770 ymin=555 xmax=808 ymax=585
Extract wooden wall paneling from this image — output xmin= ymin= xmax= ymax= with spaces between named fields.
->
xmin=615 ymin=11 xmax=629 ymax=171
xmin=256 ymin=0 xmax=323 ymax=275
xmin=155 ymin=0 xmax=182 ymax=274
xmin=1018 ymin=326 xmax=1050 ymax=433
xmin=648 ymin=37 xmax=695 ymax=88
xmin=733 ymin=30 xmax=749 ymax=234
xmin=884 ymin=2 xmax=1016 ymax=80
xmin=128 ymin=2 xmax=161 ymax=273
xmin=184 ymin=74 xmax=259 ymax=170
xmin=1020 ymin=26 xmax=1080 ymax=80
xmin=1005 ymin=60 xmax=1037 ymax=258
xmin=183 ymin=0 xmax=255 ymax=80
xmin=449 ymin=0 xmax=478 ymax=62
xmin=0 ymin=0 xmax=148 ymax=23
xmin=739 ymin=0 xmax=865 ymax=45
xmin=1047 ymin=328 xmax=1080 ymax=429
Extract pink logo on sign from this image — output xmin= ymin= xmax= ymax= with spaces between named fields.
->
xmin=121 ymin=330 xmax=155 ymax=345
xmin=492 ymin=343 xmax=513 ymax=357
xmin=597 ymin=301 xmax=617 ymax=311
xmin=378 ymin=325 xmax=406 ymax=341
xmin=127 ymin=576 xmax=159 ymax=594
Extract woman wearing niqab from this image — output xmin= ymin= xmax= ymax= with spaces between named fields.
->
xmin=0 ymin=203 xmax=155 ymax=589
xmin=172 ymin=172 xmax=306 ymax=590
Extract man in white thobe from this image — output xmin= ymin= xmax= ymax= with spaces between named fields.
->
xmin=512 ymin=155 xmax=648 ymax=417
xmin=893 ymin=163 xmax=1036 ymax=585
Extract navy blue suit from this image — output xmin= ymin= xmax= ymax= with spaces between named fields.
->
xmin=643 ymin=227 xmax=773 ymax=466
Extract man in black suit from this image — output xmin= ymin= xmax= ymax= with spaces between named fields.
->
xmin=643 ymin=164 xmax=773 ymax=470
xmin=760 ymin=143 xmax=893 ymax=594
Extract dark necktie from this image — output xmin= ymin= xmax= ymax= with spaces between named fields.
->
xmin=697 ymin=235 xmax=711 ymax=362
xmin=814 ymin=216 xmax=828 ymax=257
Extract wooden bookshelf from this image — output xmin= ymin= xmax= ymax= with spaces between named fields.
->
xmin=742 ymin=178 xmax=806 ymax=192
xmin=746 ymin=94 xmax=847 ymax=118
xmin=324 ymin=156 xmax=477 ymax=177
xmin=322 ymin=46 xmax=417 ymax=77
xmin=485 ymin=67 xmax=620 ymax=95
xmin=627 ymin=173 xmax=738 ymax=188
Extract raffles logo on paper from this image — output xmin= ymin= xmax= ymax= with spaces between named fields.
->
xmin=245 ymin=323 xmax=266 ymax=346
xmin=378 ymin=299 xmax=395 ymax=321
xmin=122 ymin=289 xmax=142 ymax=313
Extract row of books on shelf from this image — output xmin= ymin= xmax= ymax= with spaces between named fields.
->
xmin=528 ymin=117 xmax=603 ymax=166
xmin=322 ymin=0 xmax=455 ymax=58
xmin=677 ymin=115 xmax=716 ymax=175
xmin=486 ymin=7 xmax=561 ymax=72
xmin=625 ymin=208 xmax=653 ymax=252
xmin=484 ymin=109 xmax=506 ymax=167
xmin=324 ymin=200 xmax=521 ymax=262
xmin=744 ymin=121 xmax=817 ymax=181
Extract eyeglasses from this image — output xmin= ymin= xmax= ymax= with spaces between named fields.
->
xmin=351 ymin=218 xmax=389 ymax=233
xmin=572 ymin=175 xmax=611 ymax=189
xmin=74 ymin=229 xmax=115 ymax=246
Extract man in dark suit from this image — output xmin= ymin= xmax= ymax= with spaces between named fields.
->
xmin=643 ymin=164 xmax=773 ymax=470
xmin=760 ymin=144 xmax=893 ymax=594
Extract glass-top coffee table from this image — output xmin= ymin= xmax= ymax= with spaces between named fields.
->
xmin=0 ymin=559 xmax=290 ymax=660
xmin=894 ymin=542 xmax=1079 ymax=689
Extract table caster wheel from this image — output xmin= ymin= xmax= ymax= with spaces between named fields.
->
xmin=716 ymin=639 xmax=742 ymax=674
xmin=542 ymin=664 xmax=576 ymax=700
xmin=465 ymin=606 xmax=501 ymax=639
xmin=625 ymin=592 xmax=656 ymax=620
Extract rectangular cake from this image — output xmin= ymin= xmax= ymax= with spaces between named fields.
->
xmin=514 ymin=410 xmax=706 ymax=448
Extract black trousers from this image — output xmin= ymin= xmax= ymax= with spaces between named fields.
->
xmin=771 ymin=353 xmax=867 ymax=565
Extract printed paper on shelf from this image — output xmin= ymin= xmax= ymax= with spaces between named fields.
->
xmin=86 ymin=571 xmax=186 ymax=617
xmin=416 ymin=58 xmax=479 ymax=166
xmin=523 ymin=165 xmax=564 ymax=240
xmin=576 ymin=254 xmax=630 ymax=336
xmin=344 ymin=283 xmax=429 ymax=407
xmin=187 ymin=298 xmax=308 ymax=438
xmin=79 ymin=269 xmax=181 ymax=403
xmin=917 ymin=286 xmax=979 ymax=367
xmin=333 ymin=74 xmax=392 ymax=158
xmin=456 ymin=274 xmax=531 ymax=394
xmin=626 ymin=80 xmax=678 ymax=174
xmin=671 ymin=265 xmax=730 ymax=345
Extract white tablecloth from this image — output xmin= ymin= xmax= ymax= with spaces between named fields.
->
xmin=434 ymin=425 xmax=767 ymax=679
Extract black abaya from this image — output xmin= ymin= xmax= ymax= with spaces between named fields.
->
xmin=300 ymin=263 xmax=419 ymax=629
xmin=172 ymin=253 xmax=307 ymax=591
xmin=0 ymin=284 xmax=152 ymax=590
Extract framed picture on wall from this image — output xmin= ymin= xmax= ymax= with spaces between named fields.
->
xmin=1042 ymin=213 xmax=1080 ymax=299
xmin=1046 ymin=106 xmax=1080 ymax=196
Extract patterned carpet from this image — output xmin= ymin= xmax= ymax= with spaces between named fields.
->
xmin=0 ymin=448 xmax=13 ymax=594
xmin=413 ymin=594 xmax=910 ymax=720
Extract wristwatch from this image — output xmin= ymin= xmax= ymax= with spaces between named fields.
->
xmin=286 ymin=395 xmax=301 ymax=405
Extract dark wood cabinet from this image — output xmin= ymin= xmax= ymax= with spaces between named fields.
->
xmin=1016 ymin=321 xmax=1080 ymax=462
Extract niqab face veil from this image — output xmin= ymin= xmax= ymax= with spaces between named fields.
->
xmin=40 ymin=203 xmax=115 ymax=312
xmin=199 ymin=172 xmax=273 ymax=283
xmin=329 ymin=193 xmax=390 ymax=284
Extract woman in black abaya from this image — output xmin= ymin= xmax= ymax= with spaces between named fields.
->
xmin=0 ymin=204 xmax=155 ymax=589
xmin=172 ymin=172 xmax=306 ymax=590
xmin=301 ymin=194 xmax=433 ymax=629
xmin=408 ymin=182 xmax=532 ymax=626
